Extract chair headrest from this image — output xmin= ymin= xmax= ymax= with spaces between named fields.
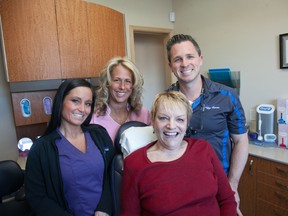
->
xmin=0 ymin=160 xmax=24 ymax=197
xmin=114 ymin=121 xmax=148 ymax=153
xmin=120 ymin=125 xmax=157 ymax=158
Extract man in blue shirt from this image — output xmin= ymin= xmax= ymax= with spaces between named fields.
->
xmin=166 ymin=34 xmax=248 ymax=216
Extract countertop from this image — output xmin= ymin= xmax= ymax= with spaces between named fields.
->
xmin=248 ymin=143 xmax=288 ymax=165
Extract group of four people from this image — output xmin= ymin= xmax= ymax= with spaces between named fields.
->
xmin=25 ymin=34 xmax=248 ymax=216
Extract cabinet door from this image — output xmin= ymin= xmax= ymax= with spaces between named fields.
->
xmin=256 ymin=199 xmax=288 ymax=216
xmin=256 ymin=157 xmax=288 ymax=215
xmin=238 ymin=155 xmax=257 ymax=216
xmin=56 ymin=0 xmax=91 ymax=79
xmin=87 ymin=2 xmax=126 ymax=76
xmin=57 ymin=0 xmax=126 ymax=79
xmin=0 ymin=0 xmax=61 ymax=82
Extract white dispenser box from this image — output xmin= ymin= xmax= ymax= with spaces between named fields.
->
xmin=256 ymin=104 xmax=275 ymax=136
xmin=277 ymin=98 xmax=288 ymax=124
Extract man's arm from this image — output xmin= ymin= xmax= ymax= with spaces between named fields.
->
xmin=228 ymin=132 xmax=249 ymax=216
xmin=229 ymin=133 xmax=248 ymax=187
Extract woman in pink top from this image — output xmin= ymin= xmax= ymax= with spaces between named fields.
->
xmin=90 ymin=57 xmax=150 ymax=143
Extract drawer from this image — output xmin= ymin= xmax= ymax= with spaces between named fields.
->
xmin=257 ymin=182 xmax=288 ymax=209
xmin=257 ymin=159 xmax=288 ymax=179
xmin=256 ymin=199 xmax=288 ymax=216
xmin=258 ymin=171 xmax=288 ymax=192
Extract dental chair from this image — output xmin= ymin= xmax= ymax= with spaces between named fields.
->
xmin=111 ymin=121 xmax=157 ymax=216
xmin=0 ymin=160 xmax=32 ymax=216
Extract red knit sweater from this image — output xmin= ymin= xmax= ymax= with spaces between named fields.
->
xmin=121 ymin=138 xmax=236 ymax=216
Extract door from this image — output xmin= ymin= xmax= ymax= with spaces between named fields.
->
xmin=130 ymin=26 xmax=172 ymax=109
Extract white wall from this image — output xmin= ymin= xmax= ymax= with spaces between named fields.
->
xmin=172 ymin=0 xmax=288 ymax=131
xmin=0 ymin=50 xmax=18 ymax=161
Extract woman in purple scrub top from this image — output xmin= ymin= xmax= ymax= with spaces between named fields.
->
xmin=25 ymin=79 xmax=115 ymax=216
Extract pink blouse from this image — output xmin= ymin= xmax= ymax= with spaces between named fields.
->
xmin=90 ymin=105 xmax=150 ymax=143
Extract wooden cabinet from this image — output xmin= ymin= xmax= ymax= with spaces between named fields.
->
xmin=239 ymin=155 xmax=288 ymax=216
xmin=56 ymin=0 xmax=91 ymax=79
xmin=86 ymin=2 xmax=126 ymax=78
xmin=238 ymin=155 xmax=257 ymax=216
xmin=0 ymin=0 xmax=125 ymax=82
xmin=57 ymin=0 xmax=125 ymax=79
xmin=0 ymin=0 xmax=62 ymax=82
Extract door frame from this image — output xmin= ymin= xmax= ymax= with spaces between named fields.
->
xmin=129 ymin=25 xmax=173 ymax=87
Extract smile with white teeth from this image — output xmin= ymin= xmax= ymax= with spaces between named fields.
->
xmin=181 ymin=68 xmax=193 ymax=74
xmin=115 ymin=91 xmax=126 ymax=96
xmin=73 ymin=113 xmax=84 ymax=119
xmin=164 ymin=132 xmax=178 ymax=136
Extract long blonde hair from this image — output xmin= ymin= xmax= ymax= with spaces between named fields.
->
xmin=95 ymin=56 xmax=144 ymax=116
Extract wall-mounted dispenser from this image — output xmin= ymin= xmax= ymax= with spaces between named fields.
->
xmin=20 ymin=98 xmax=31 ymax=117
xmin=43 ymin=96 xmax=52 ymax=115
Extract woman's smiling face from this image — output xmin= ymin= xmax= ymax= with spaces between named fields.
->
xmin=61 ymin=86 xmax=93 ymax=127
xmin=109 ymin=65 xmax=133 ymax=105
xmin=152 ymin=102 xmax=188 ymax=149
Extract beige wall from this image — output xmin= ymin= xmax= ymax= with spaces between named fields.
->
xmin=0 ymin=49 xmax=18 ymax=161
xmin=172 ymin=0 xmax=288 ymax=130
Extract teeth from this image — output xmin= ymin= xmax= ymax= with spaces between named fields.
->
xmin=164 ymin=132 xmax=178 ymax=136
xmin=73 ymin=113 xmax=84 ymax=118
xmin=116 ymin=91 xmax=125 ymax=96
xmin=182 ymin=68 xmax=193 ymax=73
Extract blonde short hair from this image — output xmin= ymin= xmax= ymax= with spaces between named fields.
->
xmin=151 ymin=91 xmax=192 ymax=122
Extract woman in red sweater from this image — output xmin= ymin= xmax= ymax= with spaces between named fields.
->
xmin=121 ymin=91 xmax=236 ymax=216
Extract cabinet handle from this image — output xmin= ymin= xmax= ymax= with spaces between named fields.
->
xmin=274 ymin=191 xmax=288 ymax=201
xmin=249 ymin=159 xmax=254 ymax=175
xmin=275 ymin=181 xmax=288 ymax=191
xmin=276 ymin=167 xmax=288 ymax=177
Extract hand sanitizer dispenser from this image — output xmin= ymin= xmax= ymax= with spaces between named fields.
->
xmin=256 ymin=104 xmax=275 ymax=138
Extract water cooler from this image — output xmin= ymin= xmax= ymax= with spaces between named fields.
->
xmin=256 ymin=104 xmax=275 ymax=140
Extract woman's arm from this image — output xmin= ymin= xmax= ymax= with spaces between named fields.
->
xmin=25 ymin=143 xmax=72 ymax=216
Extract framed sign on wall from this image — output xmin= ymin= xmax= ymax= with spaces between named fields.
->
xmin=280 ymin=33 xmax=288 ymax=69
